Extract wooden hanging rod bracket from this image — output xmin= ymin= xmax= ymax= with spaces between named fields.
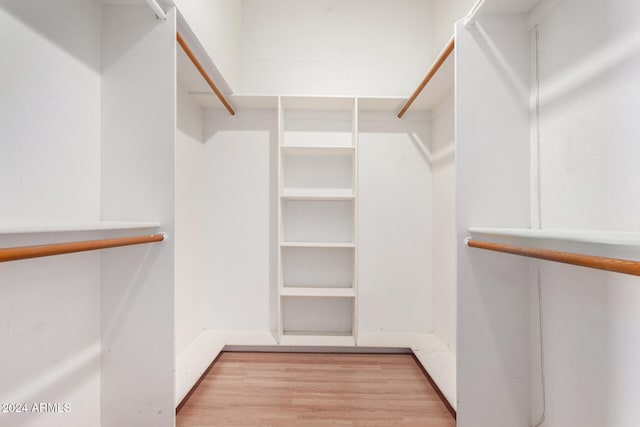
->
xmin=397 ymin=36 xmax=455 ymax=119
xmin=176 ymin=32 xmax=235 ymax=116
xmin=0 ymin=233 xmax=166 ymax=263
xmin=466 ymin=238 xmax=640 ymax=277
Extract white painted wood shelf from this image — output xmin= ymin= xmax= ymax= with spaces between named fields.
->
xmin=470 ymin=227 xmax=640 ymax=246
xmin=281 ymin=190 xmax=355 ymax=201
xmin=0 ymin=221 xmax=161 ymax=235
xmin=281 ymin=146 xmax=355 ymax=156
xmin=281 ymin=287 xmax=355 ymax=298
xmin=405 ymin=49 xmax=454 ymax=112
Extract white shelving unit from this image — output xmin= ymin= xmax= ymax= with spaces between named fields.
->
xmin=277 ymin=96 xmax=359 ymax=344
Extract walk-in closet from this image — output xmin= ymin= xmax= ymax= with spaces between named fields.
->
xmin=2 ymin=0 xmax=639 ymax=426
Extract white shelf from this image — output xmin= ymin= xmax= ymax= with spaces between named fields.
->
xmin=281 ymin=241 xmax=355 ymax=248
xmin=279 ymin=333 xmax=355 ymax=347
xmin=280 ymin=287 xmax=355 ymax=298
xmin=357 ymin=97 xmax=407 ymax=112
xmin=281 ymin=189 xmax=354 ymax=200
xmin=469 ymin=227 xmax=640 ymax=247
xmin=281 ymin=96 xmax=355 ymax=111
xmin=175 ymin=8 xmax=232 ymax=101
xmin=281 ymin=145 xmax=355 ymax=156
xmin=405 ymin=50 xmax=454 ymax=112
xmin=0 ymin=221 xmax=161 ymax=235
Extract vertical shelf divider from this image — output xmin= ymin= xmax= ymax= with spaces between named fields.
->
xmin=352 ymin=97 xmax=359 ymax=345
xmin=277 ymin=96 xmax=284 ymax=343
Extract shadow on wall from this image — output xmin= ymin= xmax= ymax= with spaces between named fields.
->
xmin=470 ymin=20 xmax=529 ymax=110
xmin=358 ymin=111 xmax=433 ymax=168
xmin=0 ymin=246 xmax=103 ymax=427
xmin=1 ymin=0 xmax=102 ymax=72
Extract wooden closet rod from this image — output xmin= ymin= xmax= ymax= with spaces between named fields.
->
xmin=0 ymin=233 xmax=166 ymax=263
xmin=397 ymin=36 xmax=455 ymax=119
xmin=466 ymin=238 xmax=640 ymax=277
xmin=176 ymin=32 xmax=235 ymax=116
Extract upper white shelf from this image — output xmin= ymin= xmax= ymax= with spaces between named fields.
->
xmin=0 ymin=221 xmax=161 ymax=235
xmin=175 ymin=8 xmax=233 ymax=100
xmin=280 ymin=287 xmax=355 ymax=298
xmin=281 ymin=146 xmax=355 ymax=156
xmin=469 ymin=228 xmax=640 ymax=247
xmin=358 ymin=42 xmax=454 ymax=115
xmin=357 ymin=97 xmax=406 ymax=113
xmin=281 ymin=96 xmax=355 ymax=111
xmin=281 ymin=189 xmax=354 ymax=200
xmin=406 ymin=50 xmax=454 ymax=112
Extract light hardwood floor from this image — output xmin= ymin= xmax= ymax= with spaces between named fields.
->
xmin=176 ymin=352 xmax=455 ymax=427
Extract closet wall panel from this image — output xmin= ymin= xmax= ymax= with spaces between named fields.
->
xmin=101 ymin=6 xmax=176 ymax=427
xmin=0 ymin=0 xmax=101 ymax=222
xmin=430 ymin=93 xmax=457 ymax=354
xmin=0 ymin=245 xmax=101 ymax=427
xmin=0 ymin=1 xmax=102 ymax=426
xmin=175 ymin=86 xmax=205 ymax=353
xmin=455 ymin=16 xmax=531 ymax=427
xmin=202 ymin=109 xmax=278 ymax=331
xmin=529 ymin=1 xmax=640 ymax=425
xmin=358 ymin=112 xmax=433 ymax=334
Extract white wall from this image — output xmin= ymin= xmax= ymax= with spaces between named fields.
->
xmin=430 ymin=94 xmax=457 ymax=353
xmin=0 ymin=236 xmax=101 ymax=427
xmin=174 ymin=0 xmax=243 ymax=91
xmin=529 ymin=0 xmax=640 ymax=425
xmin=358 ymin=112 xmax=433 ymax=333
xmin=240 ymin=0 xmax=433 ymax=96
xmin=202 ymin=109 xmax=278 ymax=331
xmin=175 ymin=86 xmax=205 ymax=353
xmin=0 ymin=1 xmax=102 ymax=426
xmin=0 ymin=0 xmax=101 ymax=222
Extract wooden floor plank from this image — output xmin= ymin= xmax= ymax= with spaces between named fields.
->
xmin=176 ymin=352 xmax=455 ymax=427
